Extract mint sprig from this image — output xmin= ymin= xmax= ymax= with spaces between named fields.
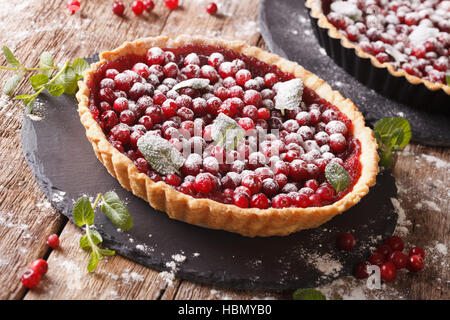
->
xmin=73 ymin=191 xmax=133 ymax=272
xmin=325 ymin=162 xmax=351 ymax=193
xmin=293 ymin=288 xmax=326 ymax=300
xmin=446 ymin=74 xmax=450 ymax=86
xmin=1 ymin=46 xmax=89 ymax=113
xmin=373 ymin=117 xmax=411 ymax=168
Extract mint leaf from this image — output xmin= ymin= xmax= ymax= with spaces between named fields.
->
xmin=87 ymin=251 xmax=100 ymax=272
xmin=98 ymin=249 xmax=115 ymax=256
xmin=293 ymin=288 xmax=326 ymax=300
xmin=46 ymin=83 xmax=65 ymax=96
xmin=15 ymin=94 xmax=34 ymax=100
xmin=173 ymin=78 xmax=210 ymax=91
xmin=73 ymin=196 xmax=95 ymax=227
xmin=379 ymin=148 xmax=393 ymax=168
xmin=137 ymin=133 xmax=185 ymax=175
xmin=2 ymin=46 xmax=20 ymax=67
xmin=40 ymin=52 xmax=54 ymax=77
xmin=325 ymin=162 xmax=351 ymax=193
xmin=101 ymin=191 xmax=133 ymax=231
xmin=446 ymin=74 xmax=450 ymax=86
xmin=3 ymin=73 xmax=21 ymax=96
xmin=79 ymin=235 xmax=91 ymax=251
xmin=274 ymin=79 xmax=303 ymax=115
xmin=71 ymin=58 xmax=89 ymax=76
xmin=54 ymin=65 xmax=77 ymax=95
xmin=211 ymin=113 xmax=246 ymax=150
xmin=374 ymin=117 xmax=411 ymax=150
xmin=30 ymin=74 xmax=49 ymax=91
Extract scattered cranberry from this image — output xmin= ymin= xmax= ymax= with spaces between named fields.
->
xmin=376 ymin=244 xmax=392 ymax=258
xmin=112 ymin=1 xmax=125 ymax=16
xmin=206 ymin=2 xmax=218 ymax=15
xmin=21 ymin=269 xmax=40 ymax=289
xmin=407 ymin=255 xmax=425 ymax=272
xmin=380 ymin=262 xmax=397 ymax=282
xmin=336 ymin=233 xmax=355 ymax=251
xmin=143 ymin=0 xmax=155 ymax=12
xmin=30 ymin=259 xmax=48 ymax=276
xmin=67 ymin=0 xmax=80 ymax=14
xmin=164 ymin=0 xmax=179 ymax=10
xmin=354 ymin=261 xmax=370 ymax=279
xmin=409 ymin=246 xmax=425 ymax=259
xmin=369 ymin=252 xmax=385 ymax=266
xmin=385 ymin=236 xmax=404 ymax=252
xmin=131 ymin=0 xmax=145 ymax=15
xmin=388 ymin=251 xmax=408 ymax=270
xmin=47 ymin=234 xmax=60 ymax=249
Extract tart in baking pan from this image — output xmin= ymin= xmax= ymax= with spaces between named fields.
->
xmin=77 ymin=35 xmax=378 ymax=237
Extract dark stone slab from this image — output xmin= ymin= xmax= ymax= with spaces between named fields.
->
xmin=259 ymin=0 xmax=450 ymax=147
xmin=21 ymin=59 xmax=397 ymax=292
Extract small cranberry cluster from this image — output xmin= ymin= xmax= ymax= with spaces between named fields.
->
xmin=91 ymin=45 xmax=360 ymax=210
xmin=326 ymin=0 xmax=449 ymax=84
xmin=337 ymin=234 xmax=426 ymax=282
xmin=20 ymin=234 xmax=60 ymax=289
xmin=111 ymin=0 xmax=218 ymax=17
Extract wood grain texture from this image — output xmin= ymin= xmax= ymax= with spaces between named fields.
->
xmin=0 ymin=0 xmax=448 ymax=300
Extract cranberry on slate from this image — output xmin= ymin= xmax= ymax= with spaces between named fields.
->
xmin=409 ymin=246 xmax=425 ymax=259
xmin=380 ymin=262 xmax=397 ymax=282
xmin=376 ymin=244 xmax=392 ymax=258
xmin=388 ymin=251 xmax=408 ymax=270
xmin=30 ymin=259 xmax=48 ymax=276
xmin=385 ymin=236 xmax=404 ymax=252
xmin=131 ymin=0 xmax=145 ymax=15
xmin=21 ymin=269 xmax=41 ymax=289
xmin=112 ymin=1 xmax=125 ymax=16
xmin=369 ymin=252 xmax=385 ymax=266
xmin=47 ymin=234 xmax=60 ymax=249
xmin=354 ymin=261 xmax=370 ymax=279
xmin=336 ymin=233 xmax=356 ymax=251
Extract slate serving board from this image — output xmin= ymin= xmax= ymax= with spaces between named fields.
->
xmin=21 ymin=89 xmax=398 ymax=291
xmin=259 ymin=0 xmax=450 ymax=147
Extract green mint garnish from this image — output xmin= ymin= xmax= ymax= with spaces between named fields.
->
xmin=293 ymin=288 xmax=326 ymax=300
xmin=374 ymin=117 xmax=411 ymax=168
xmin=325 ymin=162 xmax=351 ymax=193
xmin=73 ymin=192 xmax=132 ymax=272
xmin=211 ymin=113 xmax=245 ymax=150
xmin=446 ymin=74 xmax=450 ymax=86
xmin=137 ymin=133 xmax=185 ymax=175
xmin=274 ymin=78 xmax=303 ymax=116
xmin=0 ymin=46 xmax=89 ymax=113
xmin=172 ymin=78 xmax=210 ymax=91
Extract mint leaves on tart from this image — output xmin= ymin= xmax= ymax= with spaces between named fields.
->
xmin=73 ymin=191 xmax=132 ymax=272
xmin=211 ymin=113 xmax=245 ymax=150
xmin=325 ymin=162 xmax=351 ymax=194
xmin=137 ymin=132 xmax=185 ymax=176
xmin=172 ymin=78 xmax=210 ymax=91
xmin=274 ymin=78 xmax=303 ymax=116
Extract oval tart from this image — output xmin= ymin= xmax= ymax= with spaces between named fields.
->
xmin=77 ymin=35 xmax=379 ymax=237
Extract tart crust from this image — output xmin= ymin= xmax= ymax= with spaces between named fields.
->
xmin=306 ymin=0 xmax=450 ymax=96
xmin=77 ymin=35 xmax=379 ymax=237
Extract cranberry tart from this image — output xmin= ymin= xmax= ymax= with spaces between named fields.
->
xmin=306 ymin=0 xmax=450 ymax=111
xmin=77 ymin=35 xmax=378 ymax=237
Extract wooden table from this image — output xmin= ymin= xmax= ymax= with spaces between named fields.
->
xmin=0 ymin=0 xmax=448 ymax=300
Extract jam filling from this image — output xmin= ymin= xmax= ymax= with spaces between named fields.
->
xmin=87 ymin=44 xmax=362 ymax=209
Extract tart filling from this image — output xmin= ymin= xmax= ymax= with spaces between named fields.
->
xmin=307 ymin=0 xmax=450 ymax=93
xmin=77 ymin=36 xmax=378 ymax=236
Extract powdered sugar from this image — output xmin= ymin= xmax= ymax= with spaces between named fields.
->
xmin=390 ymin=198 xmax=412 ymax=236
xmin=306 ymin=252 xmax=343 ymax=278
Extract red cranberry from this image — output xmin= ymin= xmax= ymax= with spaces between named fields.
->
xmin=30 ymin=259 xmax=48 ymax=276
xmin=165 ymin=174 xmax=181 ymax=187
xmin=354 ymin=261 xmax=370 ymax=279
xmin=164 ymin=0 xmax=179 ymax=10
xmin=380 ymin=262 xmax=397 ymax=282
xmin=162 ymin=99 xmax=178 ymax=118
xmin=336 ymin=233 xmax=356 ymax=251
xmin=409 ymin=246 xmax=425 ymax=259
xmin=316 ymin=184 xmax=334 ymax=201
xmin=376 ymin=244 xmax=392 ymax=258
xmin=233 ymin=192 xmax=250 ymax=208
xmin=369 ymin=252 xmax=385 ymax=266
xmin=407 ymin=255 xmax=424 ymax=272
xmin=21 ymin=269 xmax=40 ymax=289
xmin=251 ymin=193 xmax=269 ymax=209
xmin=67 ymin=0 xmax=81 ymax=14
xmin=143 ymin=0 xmax=155 ymax=11
xmin=388 ymin=251 xmax=408 ymax=270
xmin=194 ymin=173 xmax=216 ymax=194
xmin=131 ymin=0 xmax=145 ymax=15
xmin=385 ymin=236 xmax=404 ymax=252
xmin=257 ymin=108 xmax=270 ymax=120
xmin=146 ymin=47 xmax=165 ymax=66
xmin=112 ymin=1 xmax=125 ymax=16
xmin=110 ymin=124 xmax=131 ymax=144
xmin=272 ymin=194 xmax=291 ymax=208
xmin=47 ymin=234 xmax=60 ymax=249
xmin=206 ymin=2 xmax=218 ymax=15
xmin=241 ymin=174 xmax=262 ymax=194
xmin=264 ymin=73 xmax=278 ymax=87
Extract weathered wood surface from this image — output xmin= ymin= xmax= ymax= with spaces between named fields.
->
xmin=0 ymin=0 xmax=448 ymax=300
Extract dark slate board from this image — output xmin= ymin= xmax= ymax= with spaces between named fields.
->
xmin=259 ymin=0 xmax=450 ymax=147
xmin=21 ymin=91 xmax=397 ymax=291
